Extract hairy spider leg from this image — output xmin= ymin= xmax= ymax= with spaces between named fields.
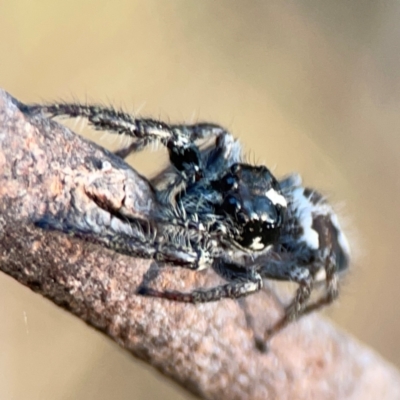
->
xmin=261 ymin=253 xmax=339 ymax=340
xmin=35 ymin=217 xmax=215 ymax=271
xmin=138 ymin=259 xmax=263 ymax=303
xmin=264 ymin=278 xmax=313 ymax=339
xmin=27 ymin=103 xmax=239 ymax=270
xmin=27 ymin=102 xmax=232 ymax=181
xmin=298 ymin=255 xmax=339 ymax=316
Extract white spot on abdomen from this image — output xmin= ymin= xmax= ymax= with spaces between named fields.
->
xmin=292 ymin=188 xmax=320 ymax=250
xmin=314 ymin=268 xmax=327 ymax=282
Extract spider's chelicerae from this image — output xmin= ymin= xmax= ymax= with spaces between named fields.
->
xmin=28 ymin=102 xmax=350 ymax=343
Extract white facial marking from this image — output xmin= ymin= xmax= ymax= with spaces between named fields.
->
xmin=250 ymin=236 xmax=265 ymax=250
xmin=265 ymin=188 xmax=287 ymax=208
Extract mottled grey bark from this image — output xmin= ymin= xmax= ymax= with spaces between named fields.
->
xmin=0 ymin=89 xmax=399 ymax=400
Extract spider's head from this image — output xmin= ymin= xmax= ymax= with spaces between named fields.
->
xmin=213 ymin=163 xmax=287 ymax=251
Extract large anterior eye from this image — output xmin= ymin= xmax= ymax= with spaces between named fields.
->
xmin=237 ymin=220 xmax=281 ymax=251
xmin=222 ymin=174 xmax=237 ymax=191
xmin=221 ymin=194 xmax=241 ymax=215
xmin=229 ymin=193 xmax=285 ymax=251
xmin=213 ymin=163 xmax=287 ymax=251
xmin=211 ymin=172 xmax=238 ymax=192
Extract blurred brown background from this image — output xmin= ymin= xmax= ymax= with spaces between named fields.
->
xmin=1 ymin=1 xmax=400 ymax=399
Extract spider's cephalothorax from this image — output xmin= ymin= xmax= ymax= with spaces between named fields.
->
xmin=27 ymin=102 xmax=350 ymax=344
xmin=173 ymin=161 xmax=287 ymax=253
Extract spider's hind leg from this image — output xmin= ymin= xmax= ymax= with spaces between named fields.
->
xmin=299 ymin=256 xmax=339 ymax=317
xmin=264 ymin=276 xmax=314 ymax=340
xmin=258 ymin=260 xmax=315 ymax=341
xmin=261 ymin=255 xmax=339 ymax=342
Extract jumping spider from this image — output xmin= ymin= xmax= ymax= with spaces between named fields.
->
xmin=28 ymin=102 xmax=350 ymax=345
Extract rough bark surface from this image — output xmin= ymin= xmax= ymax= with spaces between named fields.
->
xmin=0 ymin=89 xmax=399 ymax=400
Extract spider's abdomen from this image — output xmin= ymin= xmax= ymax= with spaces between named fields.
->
xmin=289 ymin=187 xmax=350 ymax=275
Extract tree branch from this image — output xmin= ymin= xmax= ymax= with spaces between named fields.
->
xmin=0 ymin=89 xmax=399 ymax=400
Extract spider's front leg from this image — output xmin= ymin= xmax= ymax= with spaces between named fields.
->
xmin=36 ymin=216 xmax=214 ymax=271
xmin=26 ymin=101 xmax=230 ymax=157
xmin=26 ymin=101 xmax=236 ymax=183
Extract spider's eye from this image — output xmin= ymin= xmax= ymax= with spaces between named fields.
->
xmin=211 ymin=173 xmax=237 ymax=192
xmin=234 ymin=195 xmax=286 ymax=251
xmin=221 ymin=173 xmax=237 ymax=191
xmin=238 ymin=220 xmax=281 ymax=251
xmin=230 ymin=163 xmax=241 ymax=174
xmin=222 ymin=194 xmax=241 ymax=215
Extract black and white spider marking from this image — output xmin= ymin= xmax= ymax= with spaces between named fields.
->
xmin=27 ymin=102 xmax=350 ymax=343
